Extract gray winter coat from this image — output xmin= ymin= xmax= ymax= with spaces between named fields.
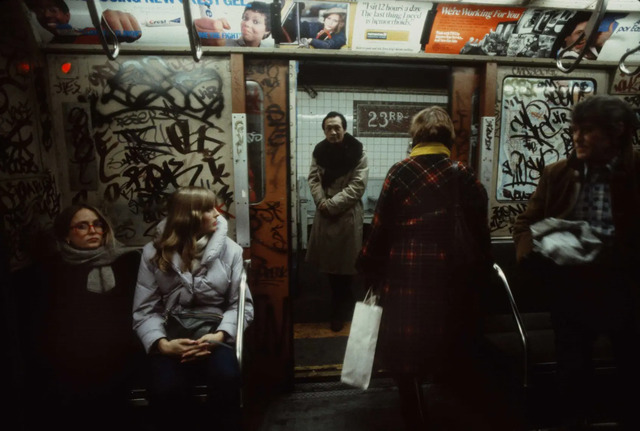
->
xmin=305 ymin=150 xmax=369 ymax=275
xmin=132 ymin=216 xmax=254 ymax=353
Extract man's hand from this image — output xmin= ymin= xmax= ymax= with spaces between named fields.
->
xmin=102 ymin=10 xmax=141 ymax=43
xmin=318 ymin=200 xmax=331 ymax=216
xmin=194 ymin=17 xmax=231 ymax=47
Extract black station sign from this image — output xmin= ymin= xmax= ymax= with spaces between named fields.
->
xmin=353 ymin=101 xmax=445 ymax=137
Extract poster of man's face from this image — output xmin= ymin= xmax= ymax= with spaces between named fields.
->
xmin=26 ymin=0 xmax=71 ymax=36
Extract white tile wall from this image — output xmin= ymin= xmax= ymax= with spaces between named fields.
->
xmin=295 ymin=88 xmax=448 ymax=249
xmin=296 ymin=89 xmax=448 ymax=180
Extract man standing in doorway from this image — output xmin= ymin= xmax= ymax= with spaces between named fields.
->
xmin=306 ymin=112 xmax=369 ymax=332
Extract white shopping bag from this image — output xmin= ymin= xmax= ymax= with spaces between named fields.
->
xmin=341 ymin=288 xmax=383 ymax=390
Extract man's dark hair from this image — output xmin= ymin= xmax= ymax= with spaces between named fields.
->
xmin=28 ymin=0 xmax=70 ymax=14
xmin=572 ymin=95 xmax=638 ymax=148
xmin=322 ymin=111 xmax=347 ymax=130
xmin=245 ymin=2 xmax=271 ymax=32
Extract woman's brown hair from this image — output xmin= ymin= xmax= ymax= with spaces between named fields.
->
xmin=54 ymin=203 xmax=115 ymax=247
xmin=153 ymin=187 xmax=217 ymax=272
xmin=410 ymin=106 xmax=456 ymax=149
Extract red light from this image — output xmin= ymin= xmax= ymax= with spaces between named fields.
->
xmin=16 ymin=62 xmax=30 ymax=75
xmin=61 ymin=62 xmax=72 ymax=74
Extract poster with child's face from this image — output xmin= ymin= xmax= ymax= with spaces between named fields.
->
xmin=280 ymin=1 xmax=350 ymax=49
xmin=196 ymin=0 xmax=276 ymax=48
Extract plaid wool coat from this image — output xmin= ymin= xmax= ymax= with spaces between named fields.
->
xmin=357 ymin=154 xmax=491 ymax=375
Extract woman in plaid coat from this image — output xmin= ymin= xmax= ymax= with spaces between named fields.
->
xmin=358 ymin=106 xmax=494 ymax=430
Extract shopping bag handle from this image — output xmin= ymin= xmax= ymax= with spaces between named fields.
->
xmin=363 ymin=286 xmax=380 ymax=306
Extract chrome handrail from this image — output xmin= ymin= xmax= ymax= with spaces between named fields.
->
xmin=235 ymin=259 xmax=250 ymax=371
xmin=183 ymin=0 xmax=203 ymax=62
xmin=86 ymin=0 xmax=119 ymax=60
xmin=493 ymin=263 xmax=529 ymax=388
xmin=556 ymin=0 xmax=609 ymax=73
xmin=619 ymin=44 xmax=640 ymax=76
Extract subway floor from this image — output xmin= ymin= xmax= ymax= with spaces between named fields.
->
xmin=258 ymin=254 xmax=624 ymax=431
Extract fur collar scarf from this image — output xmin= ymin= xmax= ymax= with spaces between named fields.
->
xmin=313 ymin=133 xmax=363 ymax=188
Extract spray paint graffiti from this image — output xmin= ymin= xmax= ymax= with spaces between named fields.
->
xmin=0 ymin=35 xmax=59 ymax=270
xmin=63 ymin=103 xmax=98 ymax=190
xmin=0 ymin=67 xmax=40 ymax=176
xmin=51 ymin=56 xmax=233 ymax=244
xmin=244 ymin=60 xmax=291 ymax=382
xmin=0 ymin=174 xmax=60 ymax=266
xmin=489 ymin=202 xmax=527 ymax=233
xmin=497 ymin=77 xmax=595 ymax=201
xmin=611 ymin=70 xmax=640 ymax=148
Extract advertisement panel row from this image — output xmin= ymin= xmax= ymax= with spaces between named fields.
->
xmin=22 ymin=0 xmax=640 ymax=63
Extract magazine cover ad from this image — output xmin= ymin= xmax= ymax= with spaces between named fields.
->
xmin=280 ymin=1 xmax=351 ymax=49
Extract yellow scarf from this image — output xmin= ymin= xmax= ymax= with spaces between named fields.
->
xmin=410 ymin=142 xmax=451 ymax=158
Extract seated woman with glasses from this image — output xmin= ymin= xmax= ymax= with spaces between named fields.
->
xmin=31 ymin=204 xmax=141 ymax=430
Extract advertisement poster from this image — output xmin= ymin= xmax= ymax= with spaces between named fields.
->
xmin=22 ymin=0 xmax=278 ymax=48
xmin=198 ymin=0 xmax=276 ymax=47
xmin=552 ymin=11 xmax=629 ymax=62
xmin=596 ymin=13 xmax=640 ymax=63
xmin=351 ymin=1 xmax=433 ymax=53
xmin=280 ymin=1 xmax=350 ymax=49
xmin=505 ymin=9 xmax=577 ymax=58
xmin=424 ymin=4 xmax=525 ymax=56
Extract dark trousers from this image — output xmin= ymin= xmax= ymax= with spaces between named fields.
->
xmin=327 ymin=273 xmax=354 ymax=319
xmin=394 ymin=339 xmax=525 ymax=431
xmin=147 ymin=345 xmax=241 ymax=431
xmin=549 ymin=265 xmax=640 ymax=430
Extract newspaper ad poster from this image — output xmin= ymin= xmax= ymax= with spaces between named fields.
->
xmin=424 ymin=4 xmax=524 ymax=56
xmin=351 ymin=1 xmax=433 ymax=53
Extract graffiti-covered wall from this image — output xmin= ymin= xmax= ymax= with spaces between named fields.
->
xmin=46 ymin=54 xmax=235 ymax=246
xmin=0 ymin=1 xmax=61 ymax=271
xmin=488 ymin=67 xmax=609 ymax=237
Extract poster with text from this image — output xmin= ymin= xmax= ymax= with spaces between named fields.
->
xmin=424 ymin=3 xmax=525 ymax=56
xmin=596 ymin=13 xmax=640 ymax=63
xmin=351 ymin=1 xmax=433 ymax=53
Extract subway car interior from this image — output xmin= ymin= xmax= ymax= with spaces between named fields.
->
xmin=2 ymin=0 xmax=640 ymax=429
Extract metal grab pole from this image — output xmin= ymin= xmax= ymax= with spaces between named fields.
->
xmin=86 ymin=0 xmax=119 ymax=60
xmin=183 ymin=0 xmax=203 ymax=62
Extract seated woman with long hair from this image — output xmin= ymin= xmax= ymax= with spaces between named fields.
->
xmin=133 ymin=186 xmax=254 ymax=431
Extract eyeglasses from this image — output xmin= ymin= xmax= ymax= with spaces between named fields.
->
xmin=70 ymin=221 xmax=105 ymax=234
